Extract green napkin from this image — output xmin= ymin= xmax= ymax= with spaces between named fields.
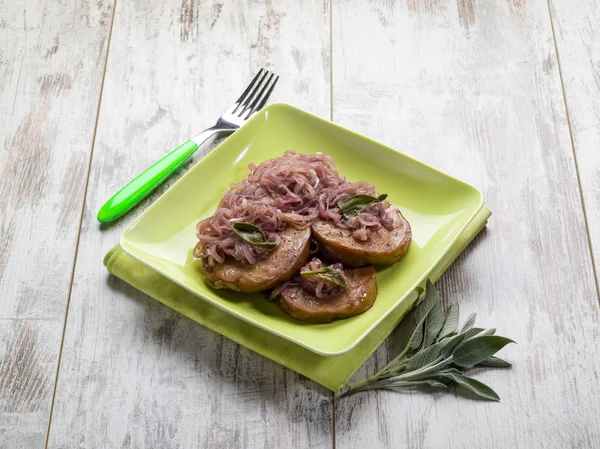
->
xmin=104 ymin=208 xmax=491 ymax=391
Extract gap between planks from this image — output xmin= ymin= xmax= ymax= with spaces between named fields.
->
xmin=43 ymin=1 xmax=119 ymax=447
xmin=329 ymin=3 xmax=336 ymax=448
xmin=329 ymin=0 xmax=334 ymax=123
xmin=546 ymin=0 xmax=600 ymax=302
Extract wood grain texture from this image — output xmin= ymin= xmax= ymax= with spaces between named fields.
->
xmin=549 ymin=0 xmax=600 ymax=294
xmin=332 ymin=1 xmax=600 ymax=448
xmin=46 ymin=1 xmax=332 ymax=448
xmin=0 ymin=0 xmax=113 ymax=447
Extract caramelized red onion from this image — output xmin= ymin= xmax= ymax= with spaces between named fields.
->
xmin=195 ymin=150 xmax=394 ymax=265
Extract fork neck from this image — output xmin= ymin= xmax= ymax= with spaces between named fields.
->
xmin=190 ymin=126 xmax=235 ymax=146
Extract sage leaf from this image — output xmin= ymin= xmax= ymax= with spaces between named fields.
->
xmin=438 ymin=304 xmax=459 ymax=340
xmin=420 ymin=379 xmax=448 ymax=388
xmin=341 ymin=282 xmax=516 ymax=401
xmin=439 ymin=333 xmax=466 ymax=357
xmin=300 ymin=266 xmax=346 ymax=288
xmin=477 ymin=356 xmax=512 ymax=368
xmin=461 ymin=327 xmax=485 ymax=340
xmin=460 ymin=312 xmax=477 ymax=333
xmin=443 ymin=373 xmax=500 ymax=402
xmin=423 ymin=290 xmax=444 ymax=347
xmin=391 ymin=281 xmax=438 ymax=360
xmin=387 ymin=379 xmax=448 ymax=389
xmin=421 ymin=379 xmax=450 ymax=389
xmin=231 ymin=222 xmax=277 ymax=248
xmin=409 ymin=322 xmax=425 ymax=351
xmin=404 ymin=343 xmax=442 ymax=371
xmin=453 ymin=336 xmax=515 ymax=368
xmin=426 ymin=375 xmax=454 ymax=387
xmin=437 ymin=367 xmax=463 ymax=375
xmin=462 ymin=327 xmax=496 ymax=341
xmin=338 ymin=193 xmax=388 ymax=218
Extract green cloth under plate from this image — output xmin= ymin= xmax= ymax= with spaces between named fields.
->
xmin=104 ymin=207 xmax=491 ymax=391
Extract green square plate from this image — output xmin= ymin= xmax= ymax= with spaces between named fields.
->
xmin=120 ymin=103 xmax=483 ymax=355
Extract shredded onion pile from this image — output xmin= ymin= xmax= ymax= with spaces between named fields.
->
xmin=194 ymin=150 xmax=394 ymax=266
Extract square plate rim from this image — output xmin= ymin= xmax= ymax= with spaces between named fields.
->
xmin=119 ymin=102 xmax=485 ymax=356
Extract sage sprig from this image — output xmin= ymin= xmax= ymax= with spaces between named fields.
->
xmin=300 ymin=266 xmax=347 ymax=288
xmin=231 ymin=222 xmax=277 ymax=249
xmin=338 ymin=194 xmax=388 ymax=219
xmin=340 ymin=281 xmax=515 ymax=401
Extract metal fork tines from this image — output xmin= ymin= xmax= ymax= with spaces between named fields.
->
xmin=193 ymin=68 xmax=279 ymax=141
xmin=232 ymin=69 xmax=279 ymax=119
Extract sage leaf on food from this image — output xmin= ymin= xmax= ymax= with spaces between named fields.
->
xmin=338 ymin=193 xmax=388 ymax=219
xmin=300 ymin=266 xmax=346 ymax=288
xmin=453 ymin=336 xmax=515 ymax=369
xmin=231 ymin=222 xmax=277 ymax=249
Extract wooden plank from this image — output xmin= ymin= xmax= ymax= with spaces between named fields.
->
xmin=0 ymin=0 xmax=113 ymax=447
xmin=549 ymin=0 xmax=600 ymax=294
xmin=46 ymin=1 xmax=332 ymax=448
xmin=332 ymin=1 xmax=600 ymax=448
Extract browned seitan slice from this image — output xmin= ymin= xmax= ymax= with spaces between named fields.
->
xmin=202 ymin=227 xmax=311 ymax=293
xmin=278 ymin=266 xmax=377 ymax=323
xmin=311 ymin=206 xmax=411 ymax=267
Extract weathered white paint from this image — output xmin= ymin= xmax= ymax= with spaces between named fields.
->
xmin=45 ymin=1 xmax=333 ymax=448
xmin=332 ymin=0 xmax=600 ymax=448
xmin=549 ymin=0 xmax=600 ymax=295
xmin=0 ymin=0 xmax=113 ymax=447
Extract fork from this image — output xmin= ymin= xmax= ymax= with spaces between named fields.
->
xmin=97 ymin=69 xmax=279 ymax=223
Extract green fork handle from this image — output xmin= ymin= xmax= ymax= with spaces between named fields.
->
xmin=97 ymin=124 xmax=236 ymax=223
xmin=97 ymin=140 xmax=199 ymax=223
xmin=98 ymin=127 xmax=237 ymax=223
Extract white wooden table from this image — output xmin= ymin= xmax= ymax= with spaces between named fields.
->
xmin=2 ymin=1 xmax=600 ymax=447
